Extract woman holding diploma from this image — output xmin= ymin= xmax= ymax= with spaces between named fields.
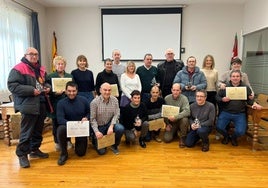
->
xmin=48 ymin=56 xmax=73 ymax=152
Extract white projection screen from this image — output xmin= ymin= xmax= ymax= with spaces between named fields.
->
xmin=101 ymin=8 xmax=183 ymax=61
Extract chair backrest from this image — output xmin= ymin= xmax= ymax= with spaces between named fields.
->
xmin=257 ymin=93 xmax=268 ymax=108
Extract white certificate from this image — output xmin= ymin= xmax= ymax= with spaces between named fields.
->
xmin=161 ymin=105 xmax=180 ymax=118
xmin=226 ymin=87 xmax=247 ymax=100
xmin=67 ymin=121 xmax=89 ymax=137
xmin=110 ymin=84 xmax=119 ymax=97
xmin=52 ymin=78 xmax=72 ymax=92
xmin=97 ymin=133 xmax=115 ymax=149
xmin=149 ymin=118 xmax=165 ymax=131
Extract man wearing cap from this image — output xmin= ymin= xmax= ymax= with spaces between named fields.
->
xmin=157 ymin=48 xmax=184 ymax=98
xmin=218 ymin=57 xmax=253 ymax=93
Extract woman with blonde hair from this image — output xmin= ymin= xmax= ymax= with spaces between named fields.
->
xmin=120 ymin=61 xmax=142 ymax=107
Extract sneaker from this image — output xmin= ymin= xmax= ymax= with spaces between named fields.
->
xmin=55 ymin=143 xmax=61 ymax=152
xmin=67 ymin=141 xmax=73 ymax=150
xmin=30 ymin=149 xmax=49 ymax=159
xmin=19 ymin=155 xmax=30 ymax=168
xmin=154 ymin=135 xmax=162 ymax=143
xmin=110 ymin=145 xmax=119 ymax=155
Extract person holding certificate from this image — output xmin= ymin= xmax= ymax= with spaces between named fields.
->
xmin=90 ymin=83 xmax=124 ymax=155
xmin=145 ymin=85 xmax=165 ymax=142
xmin=163 ymin=83 xmax=190 ymax=147
xmin=185 ymin=90 xmax=215 ymax=152
xmin=48 ymin=56 xmax=73 ymax=152
xmin=56 ymin=81 xmax=90 ymax=166
xmin=216 ymin=70 xmax=259 ymax=146
xmin=120 ymin=90 xmax=149 ymax=148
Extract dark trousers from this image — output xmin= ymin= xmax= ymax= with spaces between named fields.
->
xmin=185 ymin=126 xmax=212 ymax=147
xmin=91 ymin=123 xmax=124 ymax=155
xmin=52 ymin=118 xmax=70 ymax=144
xmin=57 ymin=125 xmax=88 ymax=156
xmin=16 ymin=103 xmax=46 ymax=157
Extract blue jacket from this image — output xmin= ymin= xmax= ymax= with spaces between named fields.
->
xmin=173 ymin=66 xmax=207 ymax=103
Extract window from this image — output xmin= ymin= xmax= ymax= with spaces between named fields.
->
xmin=0 ymin=0 xmax=31 ymax=90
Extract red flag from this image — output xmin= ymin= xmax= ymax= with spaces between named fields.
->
xmin=231 ymin=33 xmax=238 ymax=60
xmin=51 ymin=31 xmax=57 ymax=72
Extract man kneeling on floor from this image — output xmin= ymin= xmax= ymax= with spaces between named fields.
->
xmin=56 ymin=81 xmax=90 ymax=165
xmin=185 ymin=89 xmax=215 ymax=152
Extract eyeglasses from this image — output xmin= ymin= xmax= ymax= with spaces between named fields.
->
xmin=26 ymin=53 xmax=39 ymax=57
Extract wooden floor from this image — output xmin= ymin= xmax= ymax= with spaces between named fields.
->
xmin=1 ymin=131 xmax=268 ymax=188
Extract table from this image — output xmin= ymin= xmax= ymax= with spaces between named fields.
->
xmin=0 ymin=102 xmax=19 ymax=146
xmin=247 ymin=105 xmax=268 ymax=151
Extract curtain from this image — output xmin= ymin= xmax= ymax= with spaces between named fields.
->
xmin=0 ymin=0 xmax=31 ymax=90
xmin=31 ymin=12 xmax=41 ymax=63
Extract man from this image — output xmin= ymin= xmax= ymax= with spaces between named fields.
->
xmin=216 ymin=70 xmax=261 ymax=146
xmin=90 ymin=83 xmax=124 ymax=155
xmin=173 ymin=56 xmax=207 ymax=104
xmin=164 ymin=83 xmax=190 ymax=147
xmin=157 ymin=48 xmax=184 ymax=98
xmin=112 ymin=49 xmax=125 ymax=84
xmin=7 ymin=47 xmax=50 ymax=168
xmin=56 ymin=81 xmax=90 ymax=166
xmin=136 ymin=53 xmax=159 ymax=103
xmin=120 ymin=90 xmax=149 ymax=148
xmin=185 ymin=90 xmax=215 ymax=152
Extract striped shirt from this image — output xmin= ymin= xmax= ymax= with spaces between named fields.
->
xmin=90 ymin=95 xmax=120 ymax=133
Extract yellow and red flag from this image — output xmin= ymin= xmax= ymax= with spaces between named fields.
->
xmin=51 ymin=31 xmax=57 ymax=72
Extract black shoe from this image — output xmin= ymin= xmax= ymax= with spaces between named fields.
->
xmin=202 ymin=143 xmax=209 ymax=152
xmin=57 ymin=154 xmax=68 ymax=166
xmin=125 ymin=140 xmax=130 ymax=145
xmin=231 ymin=137 xmax=238 ymax=146
xmin=221 ymin=136 xmax=229 ymax=145
xmin=30 ymin=149 xmax=49 ymax=159
xmin=19 ymin=155 xmax=30 ymax=168
xmin=139 ymin=138 xmax=146 ymax=148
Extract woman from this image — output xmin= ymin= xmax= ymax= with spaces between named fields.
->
xmin=95 ymin=58 xmax=120 ymax=96
xmin=201 ymin=55 xmax=218 ymax=106
xmin=120 ymin=61 xmax=142 ymax=107
xmin=48 ymin=56 xmax=73 ymax=151
xmin=145 ymin=85 xmax=165 ymax=142
xmin=71 ymin=55 xmax=95 ymax=104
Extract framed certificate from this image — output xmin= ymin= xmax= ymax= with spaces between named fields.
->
xmin=67 ymin=121 xmax=89 ymax=137
xmin=97 ymin=133 xmax=115 ymax=149
xmin=110 ymin=84 xmax=119 ymax=97
xmin=149 ymin=118 xmax=165 ymax=131
xmin=226 ymin=87 xmax=247 ymax=100
xmin=52 ymin=78 xmax=72 ymax=92
xmin=161 ymin=105 xmax=180 ymax=118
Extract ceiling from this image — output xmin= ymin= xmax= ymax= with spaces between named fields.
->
xmin=32 ymin=0 xmax=247 ymax=7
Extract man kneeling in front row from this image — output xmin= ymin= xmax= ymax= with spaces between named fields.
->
xmin=56 ymin=81 xmax=90 ymax=165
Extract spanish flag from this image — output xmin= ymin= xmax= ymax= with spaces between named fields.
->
xmin=231 ymin=33 xmax=238 ymax=60
xmin=51 ymin=31 xmax=57 ymax=72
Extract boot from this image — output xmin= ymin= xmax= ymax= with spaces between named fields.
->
xmin=139 ymin=137 xmax=146 ymax=148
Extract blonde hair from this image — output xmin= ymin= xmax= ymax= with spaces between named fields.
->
xmin=53 ymin=56 xmax=66 ymax=67
xmin=126 ymin=61 xmax=136 ymax=73
xmin=202 ymin=54 xmax=215 ymax=69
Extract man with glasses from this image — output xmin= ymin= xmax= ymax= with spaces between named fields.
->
xmin=8 ymin=47 xmax=50 ymax=168
xmin=157 ymin=48 xmax=184 ymax=98
xmin=185 ymin=90 xmax=215 ymax=152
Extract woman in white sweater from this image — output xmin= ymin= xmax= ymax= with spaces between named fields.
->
xmin=120 ymin=61 xmax=142 ymax=107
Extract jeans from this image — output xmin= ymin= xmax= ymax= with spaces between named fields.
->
xmin=91 ymin=122 xmax=124 ymax=155
xmin=216 ymin=111 xmax=247 ymax=138
xmin=185 ymin=126 xmax=212 ymax=147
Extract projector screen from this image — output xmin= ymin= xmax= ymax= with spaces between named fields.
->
xmin=101 ymin=8 xmax=183 ymax=61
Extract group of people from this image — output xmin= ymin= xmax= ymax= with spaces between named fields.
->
xmin=7 ymin=47 xmax=262 ymax=168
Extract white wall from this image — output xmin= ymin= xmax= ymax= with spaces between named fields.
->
xmin=243 ymin=0 xmax=268 ymax=35
xmin=43 ymin=4 xmax=244 ymax=79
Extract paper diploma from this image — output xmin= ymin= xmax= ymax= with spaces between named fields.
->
xmin=110 ymin=84 xmax=119 ymax=97
xmin=67 ymin=121 xmax=89 ymax=137
xmin=52 ymin=78 xmax=72 ymax=92
xmin=149 ymin=118 xmax=165 ymax=131
xmin=97 ymin=133 xmax=115 ymax=149
xmin=161 ymin=105 xmax=180 ymax=118
xmin=226 ymin=87 xmax=247 ymax=100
